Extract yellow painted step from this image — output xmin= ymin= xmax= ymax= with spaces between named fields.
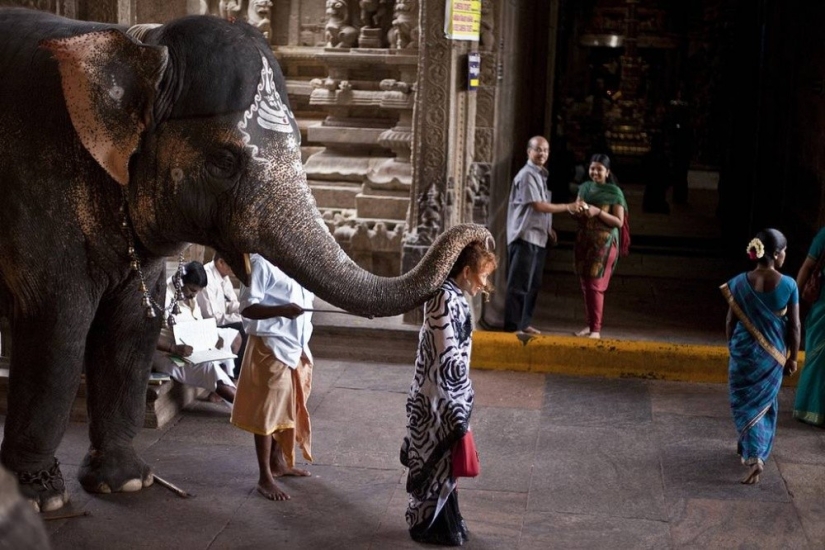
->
xmin=471 ymin=331 xmax=805 ymax=387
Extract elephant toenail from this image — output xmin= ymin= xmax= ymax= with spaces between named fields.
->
xmin=120 ymin=479 xmax=143 ymax=492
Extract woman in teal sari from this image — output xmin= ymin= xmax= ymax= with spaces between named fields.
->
xmin=793 ymin=227 xmax=825 ymax=425
xmin=721 ymin=229 xmax=800 ymax=484
xmin=572 ymin=154 xmax=630 ymax=339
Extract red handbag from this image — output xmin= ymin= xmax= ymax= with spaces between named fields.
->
xmin=452 ymin=430 xmax=480 ymax=478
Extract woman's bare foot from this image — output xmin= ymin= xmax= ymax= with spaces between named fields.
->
xmin=588 ymin=332 xmax=601 ymax=339
xmin=258 ymin=480 xmax=290 ymax=501
xmin=574 ymin=327 xmax=591 ymax=337
xmin=741 ymin=461 xmax=764 ymax=484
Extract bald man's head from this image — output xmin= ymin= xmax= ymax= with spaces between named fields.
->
xmin=527 ymin=136 xmax=549 ymax=166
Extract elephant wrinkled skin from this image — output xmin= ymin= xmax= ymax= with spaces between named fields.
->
xmin=0 ymin=6 xmax=491 ymax=518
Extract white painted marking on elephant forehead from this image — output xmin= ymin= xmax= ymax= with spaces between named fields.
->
xmin=238 ymin=57 xmax=297 ymax=161
xmin=171 ymin=168 xmax=184 ymax=182
xmin=256 ymin=58 xmax=294 ymax=133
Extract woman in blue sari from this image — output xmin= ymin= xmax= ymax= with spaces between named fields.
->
xmin=720 ymin=229 xmax=800 ymax=484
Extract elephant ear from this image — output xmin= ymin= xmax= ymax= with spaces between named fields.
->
xmin=42 ymin=30 xmax=168 ymax=186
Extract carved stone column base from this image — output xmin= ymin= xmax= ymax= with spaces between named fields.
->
xmin=355 ymin=192 xmax=409 ymax=221
xmin=304 ymin=149 xmax=377 ymax=181
xmin=358 ymin=155 xmax=411 ymax=220
xmin=358 ymin=28 xmax=385 ymax=49
xmin=365 ymin=157 xmax=412 ymax=190
xmin=309 ymin=181 xmax=361 ymax=209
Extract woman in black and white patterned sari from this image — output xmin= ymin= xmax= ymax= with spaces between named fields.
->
xmin=401 ymin=241 xmax=497 ymax=546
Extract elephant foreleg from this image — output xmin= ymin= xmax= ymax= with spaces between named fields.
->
xmin=78 ymin=285 xmax=162 ymax=495
xmin=0 ymin=300 xmax=94 ymax=512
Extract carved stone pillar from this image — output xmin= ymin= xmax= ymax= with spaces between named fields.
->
xmin=474 ymin=1 xmax=498 ymax=166
xmin=297 ymin=0 xmax=419 ymax=279
xmin=304 ymin=49 xmax=414 ymax=224
xmin=401 ymin=0 xmax=479 ymax=324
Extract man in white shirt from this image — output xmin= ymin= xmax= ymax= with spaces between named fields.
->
xmin=230 ymin=254 xmax=314 ymax=502
xmin=199 ymin=254 xmax=243 ymax=326
xmin=199 ymin=253 xmax=247 ymax=378
xmin=153 ymin=262 xmax=240 ymax=404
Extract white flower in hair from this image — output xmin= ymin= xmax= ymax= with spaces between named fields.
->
xmin=747 ymin=238 xmax=765 ymax=260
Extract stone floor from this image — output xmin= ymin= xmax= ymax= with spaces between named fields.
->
xmin=7 ymin=359 xmax=825 ymax=549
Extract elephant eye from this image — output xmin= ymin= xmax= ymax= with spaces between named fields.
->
xmin=205 ymin=148 xmax=242 ymax=180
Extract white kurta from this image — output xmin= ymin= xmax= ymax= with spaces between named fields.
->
xmin=197 ymin=261 xmax=243 ymax=326
xmin=153 ymin=277 xmax=238 ymax=387
xmin=239 ymin=254 xmax=314 ymax=368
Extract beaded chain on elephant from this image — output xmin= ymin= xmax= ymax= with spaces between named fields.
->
xmin=119 ymin=197 xmax=184 ymax=328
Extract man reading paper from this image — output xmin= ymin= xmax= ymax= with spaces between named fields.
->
xmin=153 ymin=262 xmax=238 ymax=405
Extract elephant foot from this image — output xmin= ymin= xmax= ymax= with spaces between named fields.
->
xmin=78 ymin=447 xmax=153 ymax=495
xmin=16 ymin=457 xmax=70 ymax=513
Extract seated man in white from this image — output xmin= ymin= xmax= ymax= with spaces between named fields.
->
xmin=198 ymin=253 xmax=247 ymax=378
xmin=153 ymin=261 xmax=241 ymax=404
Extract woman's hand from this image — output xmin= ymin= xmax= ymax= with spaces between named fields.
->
xmin=586 ymin=204 xmax=602 ymax=218
xmin=784 ymin=358 xmax=798 ymax=376
xmin=572 ymin=197 xmax=591 ymax=216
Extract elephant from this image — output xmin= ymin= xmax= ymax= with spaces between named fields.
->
xmin=0 ymin=7 xmax=491 ymax=514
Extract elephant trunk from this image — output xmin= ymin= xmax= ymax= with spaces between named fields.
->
xmin=236 ymin=183 xmax=491 ymax=317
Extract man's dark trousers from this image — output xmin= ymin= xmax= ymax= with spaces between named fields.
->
xmin=504 ymin=239 xmax=547 ymax=332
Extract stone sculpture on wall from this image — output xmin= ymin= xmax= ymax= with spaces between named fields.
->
xmin=388 ymin=0 xmax=418 ymax=50
xmin=357 ymin=0 xmax=389 ymax=47
xmin=246 ymin=0 xmax=272 ymax=39
xmin=359 ymin=0 xmax=386 ymax=28
xmin=466 ymin=162 xmax=491 ymax=224
xmin=218 ymin=0 xmax=242 ymax=20
xmin=325 ymin=0 xmax=359 ymax=48
xmin=410 ymin=181 xmax=444 ymax=246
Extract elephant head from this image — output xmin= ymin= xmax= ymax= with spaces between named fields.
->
xmin=43 ymin=16 xmax=490 ymax=317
